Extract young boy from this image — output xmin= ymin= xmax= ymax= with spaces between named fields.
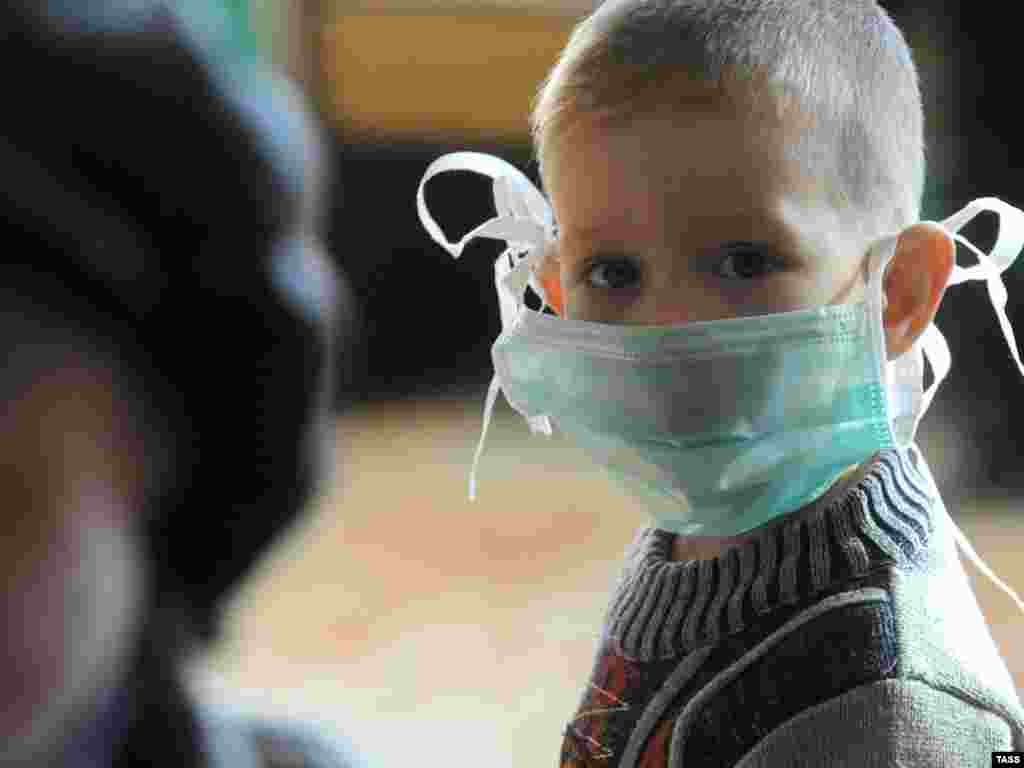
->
xmin=417 ymin=0 xmax=1024 ymax=764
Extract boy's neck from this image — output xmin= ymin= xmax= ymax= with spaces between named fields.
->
xmin=668 ymin=456 xmax=878 ymax=563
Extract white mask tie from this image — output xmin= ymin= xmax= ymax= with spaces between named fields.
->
xmin=919 ymin=197 xmax=1024 ymax=614
xmin=416 ymin=152 xmax=556 ymax=498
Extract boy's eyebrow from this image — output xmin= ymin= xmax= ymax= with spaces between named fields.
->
xmin=560 ymin=221 xmax=626 ymax=240
xmin=558 ymin=225 xmax=638 ymax=257
xmin=561 ymin=206 xmax=804 ymax=260
xmin=699 ymin=240 xmax=779 ymax=255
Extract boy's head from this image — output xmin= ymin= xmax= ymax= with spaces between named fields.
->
xmin=532 ymin=0 xmax=950 ymax=353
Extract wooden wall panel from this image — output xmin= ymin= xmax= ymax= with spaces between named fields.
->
xmin=321 ymin=13 xmax=578 ymax=141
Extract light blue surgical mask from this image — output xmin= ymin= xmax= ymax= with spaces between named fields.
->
xmin=493 ymin=293 xmax=895 ymax=536
xmin=417 ymin=152 xmax=1024 ymax=603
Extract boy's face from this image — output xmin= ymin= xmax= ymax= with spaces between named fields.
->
xmin=544 ymin=84 xmax=876 ymax=324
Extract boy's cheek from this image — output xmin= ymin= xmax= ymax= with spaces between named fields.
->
xmin=560 ymin=284 xmax=634 ymax=323
xmin=561 ymin=281 xmax=590 ymax=321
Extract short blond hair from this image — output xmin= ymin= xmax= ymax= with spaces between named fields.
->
xmin=532 ymin=0 xmax=925 ymax=234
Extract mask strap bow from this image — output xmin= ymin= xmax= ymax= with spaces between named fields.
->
xmin=416 ymin=152 xmax=556 ymax=498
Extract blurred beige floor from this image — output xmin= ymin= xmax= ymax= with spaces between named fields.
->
xmin=190 ymin=398 xmax=1024 ymax=767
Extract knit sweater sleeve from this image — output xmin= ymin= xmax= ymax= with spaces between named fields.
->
xmin=736 ymin=678 xmax=1014 ymax=767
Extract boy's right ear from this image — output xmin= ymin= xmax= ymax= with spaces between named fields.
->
xmin=537 ymin=242 xmax=564 ymax=315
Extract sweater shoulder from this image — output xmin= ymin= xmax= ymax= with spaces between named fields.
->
xmin=736 ymin=677 xmax=1015 ymax=767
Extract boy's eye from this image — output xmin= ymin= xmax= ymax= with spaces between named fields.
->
xmin=714 ymin=243 xmax=781 ymax=280
xmin=586 ymin=257 xmax=641 ymax=289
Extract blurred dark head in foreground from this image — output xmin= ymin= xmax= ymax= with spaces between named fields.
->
xmin=0 ymin=2 xmax=348 ymax=765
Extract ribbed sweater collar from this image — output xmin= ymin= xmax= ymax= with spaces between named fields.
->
xmin=603 ymin=448 xmax=935 ymax=661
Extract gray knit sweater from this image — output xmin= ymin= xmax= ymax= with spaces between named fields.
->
xmin=559 ymin=448 xmax=1024 ymax=766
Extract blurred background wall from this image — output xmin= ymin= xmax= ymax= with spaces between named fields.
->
xmin=194 ymin=3 xmax=1024 ymax=766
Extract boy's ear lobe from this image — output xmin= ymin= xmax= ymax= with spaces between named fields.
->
xmin=883 ymin=222 xmax=955 ymax=360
